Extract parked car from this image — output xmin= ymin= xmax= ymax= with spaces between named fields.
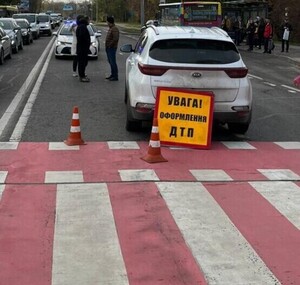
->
xmin=53 ymin=23 xmax=100 ymax=59
xmin=12 ymin=13 xmax=40 ymax=39
xmin=15 ymin=18 xmax=33 ymax=45
xmin=89 ymin=23 xmax=101 ymax=51
xmin=0 ymin=18 xmax=23 ymax=53
xmin=37 ymin=13 xmax=52 ymax=36
xmin=50 ymin=13 xmax=60 ymax=28
xmin=0 ymin=26 xmax=12 ymax=64
xmin=120 ymin=25 xmax=252 ymax=133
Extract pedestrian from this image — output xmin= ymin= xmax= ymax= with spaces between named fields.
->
xmin=70 ymin=16 xmax=82 ymax=77
xmin=257 ymin=17 xmax=265 ymax=49
xmin=281 ymin=18 xmax=293 ymax=53
xmin=76 ymin=15 xmax=91 ymax=82
xmin=246 ymin=17 xmax=256 ymax=51
xmin=263 ymin=18 xmax=273 ymax=54
xmin=221 ymin=15 xmax=231 ymax=32
xmin=233 ymin=16 xmax=242 ymax=46
xmin=105 ymin=16 xmax=119 ymax=81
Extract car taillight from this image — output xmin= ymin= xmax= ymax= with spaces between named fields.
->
xmin=138 ymin=63 xmax=168 ymax=76
xmin=225 ymin=68 xmax=248 ymax=78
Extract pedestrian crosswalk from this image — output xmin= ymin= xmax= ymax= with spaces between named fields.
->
xmin=1 ymin=181 xmax=300 ymax=284
xmin=0 ymin=141 xmax=300 ymax=284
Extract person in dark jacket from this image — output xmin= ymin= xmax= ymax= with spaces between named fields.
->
xmin=105 ymin=16 xmax=119 ymax=81
xmin=281 ymin=18 xmax=293 ymax=53
xmin=76 ymin=15 xmax=91 ymax=82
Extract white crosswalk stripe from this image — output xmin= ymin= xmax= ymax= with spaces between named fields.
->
xmin=250 ymin=181 xmax=300 ymax=230
xmin=156 ymin=182 xmax=280 ymax=285
xmin=52 ymin=183 xmax=129 ymax=285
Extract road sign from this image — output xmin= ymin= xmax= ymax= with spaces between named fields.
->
xmin=63 ymin=4 xmax=73 ymax=11
xmin=155 ymin=87 xmax=214 ymax=149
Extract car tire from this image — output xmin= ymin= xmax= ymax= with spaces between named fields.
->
xmin=126 ymin=101 xmax=142 ymax=132
xmin=124 ymin=83 xmax=128 ymax=103
xmin=0 ymin=49 xmax=4 ymax=65
xmin=7 ymin=46 xmax=12 ymax=59
xmin=227 ymin=122 xmax=250 ymax=134
xmin=19 ymin=39 xmax=24 ymax=50
xmin=13 ymin=44 xmax=18 ymax=54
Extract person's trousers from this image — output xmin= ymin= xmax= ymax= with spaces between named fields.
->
xmin=106 ymin=47 xmax=118 ymax=79
xmin=77 ymin=52 xmax=88 ymax=78
xmin=282 ymin=40 xmax=289 ymax=52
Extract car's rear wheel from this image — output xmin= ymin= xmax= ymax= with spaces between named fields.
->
xmin=7 ymin=46 xmax=12 ymax=59
xmin=126 ymin=101 xmax=142 ymax=132
xmin=227 ymin=122 xmax=250 ymax=134
xmin=0 ymin=49 xmax=4 ymax=65
xmin=13 ymin=44 xmax=18 ymax=54
xmin=19 ymin=39 xmax=23 ymax=50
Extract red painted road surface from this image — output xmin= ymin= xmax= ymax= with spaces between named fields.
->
xmin=1 ymin=141 xmax=300 ymax=284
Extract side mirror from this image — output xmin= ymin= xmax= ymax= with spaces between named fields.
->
xmin=120 ymin=44 xmax=133 ymax=53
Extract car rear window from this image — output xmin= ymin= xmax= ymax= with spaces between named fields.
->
xmin=149 ymin=39 xmax=240 ymax=64
xmin=37 ymin=15 xmax=50 ymax=22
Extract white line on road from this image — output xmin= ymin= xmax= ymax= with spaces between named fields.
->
xmin=281 ymin=84 xmax=300 ymax=92
xmin=9 ymin=39 xmax=55 ymax=142
xmin=248 ymin=73 xmax=263 ymax=80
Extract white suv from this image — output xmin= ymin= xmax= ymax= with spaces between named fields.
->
xmin=120 ymin=25 xmax=252 ymax=133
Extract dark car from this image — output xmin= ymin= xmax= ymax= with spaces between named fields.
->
xmin=0 ymin=18 xmax=23 ymax=53
xmin=0 ymin=26 xmax=12 ymax=64
xmin=15 ymin=18 xmax=33 ymax=45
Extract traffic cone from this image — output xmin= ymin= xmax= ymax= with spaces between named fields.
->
xmin=141 ymin=118 xmax=167 ymax=163
xmin=64 ymin=106 xmax=85 ymax=146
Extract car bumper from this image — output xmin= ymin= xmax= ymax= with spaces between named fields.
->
xmin=55 ymin=44 xmax=98 ymax=58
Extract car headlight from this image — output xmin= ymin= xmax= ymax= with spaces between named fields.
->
xmin=45 ymin=24 xmax=50 ymax=27
xmin=22 ymin=31 xmax=28 ymax=36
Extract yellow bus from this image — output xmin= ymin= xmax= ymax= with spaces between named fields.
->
xmin=0 ymin=5 xmax=18 ymax=17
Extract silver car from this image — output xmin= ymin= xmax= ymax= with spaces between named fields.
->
xmin=121 ymin=25 xmax=252 ymax=133
xmin=0 ymin=26 xmax=12 ymax=64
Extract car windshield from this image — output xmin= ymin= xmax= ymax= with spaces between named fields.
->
xmin=37 ymin=15 xmax=49 ymax=22
xmin=60 ymin=24 xmax=94 ymax=36
xmin=13 ymin=14 xmax=36 ymax=23
xmin=16 ymin=21 xmax=28 ymax=28
xmin=149 ymin=39 xmax=240 ymax=64
xmin=0 ymin=20 xmax=13 ymax=30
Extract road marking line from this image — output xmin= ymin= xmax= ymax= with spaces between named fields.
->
xmin=263 ymin=82 xmax=277 ymax=87
xmin=250 ymin=181 xmax=300 ymax=230
xmin=0 ymin=184 xmax=4 ymax=200
xmin=248 ymin=74 xmax=263 ymax=80
xmin=107 ymin=141 xmax=140 ymax=149
xmin=0 ymin=37 xmax=55 ymax=139
xmin=9 ymin=39 xmax=55 ymax=142
xmin=157 ymin=182 xmax=280 ymax=284
xmin=0 ymin=142 xmax=19 ymax=150
xmin=49 ymin=142 xmax=80 ymax=150
xmin=52 ymin=183 xmax=129 ymax=285
xmin=0 ymin=171 xmax=8 ymax=183
xmin=45 ymin=171 xmax=84 ymax=183
xmin=281 ymin=84 xmax=300 ymax=92
xmin=222 ymin=141 xmax=256 ymax=149
xmin=190 ymin=169 xmax=233 ymax=181
xmin=119 ymin=169 xmax=159 ymax=181
xmin=258 ymin=169 xmax=300 ymax=180
xmin=274 ymin=141 xmax=300 ymax=149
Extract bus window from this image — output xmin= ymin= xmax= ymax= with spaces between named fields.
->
xmin=159 ymin=1 xmax=222 ymax=27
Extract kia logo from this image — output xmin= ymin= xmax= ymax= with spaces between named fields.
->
xmin=192 ymin=72 xmax=202 ymax=78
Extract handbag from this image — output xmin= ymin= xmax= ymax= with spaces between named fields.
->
xmin=283 ymin=29 xmax=290 ymax=41
xmin=268 ymin=39 xmax=274 ymax=51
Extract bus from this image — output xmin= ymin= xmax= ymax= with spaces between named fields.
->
xmin=158 ymin=1 xmax=222 ymax=27
xmin=0 ymin=5 xmax=18 ymax=17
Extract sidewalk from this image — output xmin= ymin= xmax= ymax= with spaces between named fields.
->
xmin=237 ymin=41 xmax=300 ymax=65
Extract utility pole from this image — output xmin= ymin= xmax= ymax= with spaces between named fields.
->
xmin=140 ymin=0 xmax=144 ymax=26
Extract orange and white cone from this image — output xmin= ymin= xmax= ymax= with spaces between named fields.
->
xmin=141 ymin=118 xmax=167 ymax=163
xmin=64 ymin=106 xmax=85 ymax=146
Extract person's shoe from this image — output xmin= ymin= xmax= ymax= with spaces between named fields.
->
xmin=109 ymin=77 xmax=118 ymax=81
xmin=281 ymin=50 xmax=284 ymax=52
xmin=72 ymin=72 xmax=78 ymax=77
xmin=79 ymin=77 xmax=90 ymax=82
xmin=105 ymin=75 xmax=113 ymax=80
